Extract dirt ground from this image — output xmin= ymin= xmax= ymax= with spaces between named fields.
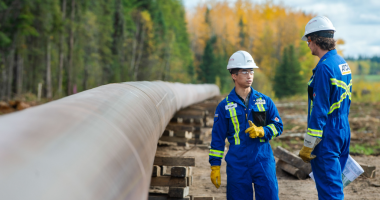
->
xmin=154 ymin=101 xmax=380 ymax=200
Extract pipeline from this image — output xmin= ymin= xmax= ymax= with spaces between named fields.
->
xmin=0 ymin=81 xmax=219 ymax=200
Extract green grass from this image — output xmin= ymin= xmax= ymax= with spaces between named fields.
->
xmin=350 ymin=144 xmax=374 ymax=155
xmin=353 ymin=75 xmax=380 ymax=82
xmin=270 ymin=139 xmax=290 ymax=150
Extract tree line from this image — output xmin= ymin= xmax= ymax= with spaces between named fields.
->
xmin=0 ymin=0 xmax=193 ymax=101
xmin=1 ymin=0 xmax=345 ymax=102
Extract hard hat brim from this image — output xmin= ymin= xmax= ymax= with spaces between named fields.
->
xmin=301 ymin=29 xmax=336 ymax=41
xmin=227 ymin=64 xmax=259 ymax=69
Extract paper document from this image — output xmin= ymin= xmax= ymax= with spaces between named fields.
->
xmin=309 ymin=155 xmax=364 ymax=188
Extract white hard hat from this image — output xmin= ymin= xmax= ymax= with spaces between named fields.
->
xmin=301 ymin=16 xmax=336 ymax=41
xmin=227 ymin=50 xmax=258 ymax=70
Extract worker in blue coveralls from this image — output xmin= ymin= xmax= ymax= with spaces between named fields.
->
xmin=298 ymin=16 xmax=352 ymax=200
xmin=209 ymin=50 xmax=283 ymax=200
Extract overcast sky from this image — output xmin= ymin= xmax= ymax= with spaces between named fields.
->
xmin=183 ymin=0 xmax=380 ymax=58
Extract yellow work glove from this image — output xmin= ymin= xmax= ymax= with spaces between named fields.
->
xmin=298 ymin=134 xmax=322 ymax=163
xmin=210 ymin=165 xmax=221 ymax=188
xmin=299 ymin=146 xmax=316 ymax=163
xmin=245 ymin=120 xmax=265 ymax=138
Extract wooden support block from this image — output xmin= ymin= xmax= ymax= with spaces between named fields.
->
xmin=168 ymin=187 xmax=189 ymax=198
xmin=175 ymin=131 xmax=193 ymax=139
xmin=193 ymin=197 xmax=214 ymax=200
xmin=273 ymin=146 xmax=312 ymax=174
xmin=161 ymin=166 xmax=171 ymax=176
xmin=183 ymin=118 xmax=194 ymax=124
xmin=162 ymin=130 xmax=174 ymax=137
xmin=174 ymin=109 xmax=205 ymax=119
xmin=193 ymin=118 xmax=204 ymax=126
xmin=166 ymin=123 xmax=195 ymax=132
xmin=359 ymin=163 xmax=376 ymax=178
xmin=158 ymin=140 xmax=178 ymax=147
xmin=148 ymin=193 xmax=168 ymax=200
xmin=168 ymin=196 xmax=190 ymax=200
xmin=187 ymin=176 xmax=193 ymax=186
xmin=277 ymin=160 xmax=308 ymax=180
xmin=188 ymin=167 xmax=193 ymax=176
xmin=159 ymin=136 xmax=189 ymax=143
xmin=150 ymin=176 xmax=188 ymax=187
xmin=192 ymin=131 xmax=204 ymax=140
xmin=152 ymin=165 xmax=161 ymax=177
xmin=163 ymin=130 xmax=193 ymax=139
xmin=149 ymin=186 xmax=169 ymax=194
xmin=171 ymin=167 xmax=188 ymax=178
xmin=177 ymin=142 xmax=189 ymax=147
xmin=154 ymin=156 xmax=196 ymax=166
xmin=171 ymin=117 xmax=183 ymax=123
xmin=188 ymin=138 xmax=203 ymax=144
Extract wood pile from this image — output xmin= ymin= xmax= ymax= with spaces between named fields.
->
xmin=274 ymin=146 xmax=377 ymax=180
xmin=274 ymin=146 xmax=311 ymax=180
xmin=149 ymin=96 xmax=224 ymax=200
xmin=0 ymin=100 xmax=32 ymax=114
xmin=149 ymin=156 xmax=194 ymax=199
xmin=158 ymin=96 xmax=222 ymax=148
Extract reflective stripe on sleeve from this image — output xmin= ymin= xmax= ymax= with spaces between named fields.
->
xmin=268 ymin=124 xmax=278 ymax=139
xmin=307 ymin=128 xmax=323 ymax=137
xmin=209 ymin=149 xmax=224 ymax=158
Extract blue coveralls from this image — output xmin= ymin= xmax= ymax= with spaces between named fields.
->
xmin=307 ymin=49 xmax=352 ymax=200
xmin=209 ymin=87 xmax=283 ymax=200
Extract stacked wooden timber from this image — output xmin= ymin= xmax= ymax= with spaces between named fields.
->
xmin=0 ymin=100 xmax=32 ymax=114
xmin=274 ymin=146 xmax=377 ymax=180
xmin=158 ymin=96 xmax=223 ymax=147
xmin=149 ymin=156 xmax=194 ymax=200
xmin=273 ymin=146 xmax=311 ymax=180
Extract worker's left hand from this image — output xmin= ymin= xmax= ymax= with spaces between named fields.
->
xmin=298 ymin=134 xmax=322 ymax=163
xmin=245 ymin=120 xmax=265 ymax=138
xmin=299 ymin=145 xmax=316 ymax=163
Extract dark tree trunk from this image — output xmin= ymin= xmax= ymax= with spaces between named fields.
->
xmin=58 ymin=0 xmax=67 ymax=97
xmin=67 ymin=0 xmax=75 ymax=95
xmin=46 ymin=38 xmax=52 ymax=98
xmin=15 ymin=51 xmax=23 ymax=97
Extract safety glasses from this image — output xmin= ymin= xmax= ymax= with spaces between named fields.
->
xmin=238 ymin=71 xmax=254 ymax=75
xmin=307 ymin=39 xmax=312 ymax=45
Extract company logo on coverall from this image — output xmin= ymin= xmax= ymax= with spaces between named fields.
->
xmin=339 ymin=63 xmax=351 ymax=75
xmin=255 ymin=99 xmax=266 ymax=105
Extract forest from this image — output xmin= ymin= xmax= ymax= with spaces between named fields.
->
xmin=0 ymin=0 xmax=363 ymax=102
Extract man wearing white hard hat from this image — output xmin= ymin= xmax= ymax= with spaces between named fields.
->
xmin=209 ymin=50 xmax=283 ymax=199
xmin=298 ymin=16 xmax=352 ymax=200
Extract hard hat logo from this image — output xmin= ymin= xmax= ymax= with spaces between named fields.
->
xmin=308 ymin=20 xmax=317 ymax=25
xmin=227 ymin=50 xmax=259 ymax=70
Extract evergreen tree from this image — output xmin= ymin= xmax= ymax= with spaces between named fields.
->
xmin=198 ymin=36 xmax=217 ymax=83
xmin=274 ymin=45 xmax=304 ymax=99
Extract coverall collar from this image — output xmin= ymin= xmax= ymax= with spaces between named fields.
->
xmin=227 ymin=87 xmax=259 ymax=107
xmin=313 ymin=49 xmax=337 ymax=73
xmin=317 ymin=49 xmax=337 ymax=65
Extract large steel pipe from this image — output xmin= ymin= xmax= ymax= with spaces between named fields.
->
xmin=0 ymin=81 xmax=219 ymax=200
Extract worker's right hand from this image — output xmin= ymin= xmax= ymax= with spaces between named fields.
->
xmin=210 ymin=165 xmax=221 ymax=188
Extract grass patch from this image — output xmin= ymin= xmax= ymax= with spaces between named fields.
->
xmin=350 ymin=144 xmax=374 ymax=155
xmin=270 ymin=139 xmax=290 ymax=150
